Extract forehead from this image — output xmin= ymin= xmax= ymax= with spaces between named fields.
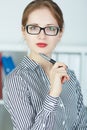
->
xmin=27 ymin=7 xmax=58 ymax=26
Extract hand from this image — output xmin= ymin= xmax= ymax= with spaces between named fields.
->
xmin=49 ymin=62 xmax=70 ymax=97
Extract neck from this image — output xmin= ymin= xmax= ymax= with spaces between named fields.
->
xmin=28 ymin=52 xmax=53 ymax=75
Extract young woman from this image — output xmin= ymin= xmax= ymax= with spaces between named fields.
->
xmin=3 ymin=0 xmax=87 ymax=130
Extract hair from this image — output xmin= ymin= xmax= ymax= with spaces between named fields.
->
xmin=22 ymin=0 xmax=64 ymax=32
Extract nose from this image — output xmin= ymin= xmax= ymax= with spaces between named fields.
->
xmin=38 ymin=28 xmax=46 ymax=39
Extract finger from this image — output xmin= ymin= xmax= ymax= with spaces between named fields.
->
xmin=56 ymin=69 xmax=70 ymax=80
xmin=61 ymin=76 xmax=68 ymax=84
xmin=56 ymin=67 xmax=67 ymax=73
xmin=53 ymin=62 xmax=67 ymax=69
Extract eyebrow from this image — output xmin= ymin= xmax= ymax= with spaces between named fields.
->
xmin=27 ymin=23 xmax=58 ymax=26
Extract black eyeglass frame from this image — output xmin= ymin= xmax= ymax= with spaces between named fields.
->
xmin=25 ymin=25 xmax=60 ymax=36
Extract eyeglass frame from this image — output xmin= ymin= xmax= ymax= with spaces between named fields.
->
xmin=25 ymin=25 xmax=61 ymax=36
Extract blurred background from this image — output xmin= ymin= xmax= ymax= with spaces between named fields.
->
xmin=0 ymin=0 xmax=87 ymax=130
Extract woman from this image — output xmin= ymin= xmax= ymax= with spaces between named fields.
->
xmin=3 ymin=0 xmax=87 ymax=130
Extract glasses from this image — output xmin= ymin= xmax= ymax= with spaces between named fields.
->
xmin=25 ymin=25 xmax=60 ymax=36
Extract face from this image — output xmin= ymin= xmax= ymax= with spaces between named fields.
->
xmin=23 ymin=7 xmax=63 ymax=56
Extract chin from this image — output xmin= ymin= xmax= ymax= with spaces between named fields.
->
xmin=34 ymin=48 xmax=53 ymax=55
xmin=39 ymin=51 xmax=52 ymax=56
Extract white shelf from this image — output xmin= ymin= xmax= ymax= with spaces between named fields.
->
xmin=0 ymin=42 xmax=28 ymax=52
xmin=54 ymin=45 xmax=87 ymax=53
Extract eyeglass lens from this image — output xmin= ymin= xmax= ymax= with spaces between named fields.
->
xmin=26 ymin=25 xmax=60 ymax=36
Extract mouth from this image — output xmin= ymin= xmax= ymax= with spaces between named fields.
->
xmin=36 ymin=43 xmax=48 ymax=48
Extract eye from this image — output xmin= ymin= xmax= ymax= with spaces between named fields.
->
xmin=29 ymin=25 xmax=38 ymax=30
xmin=29 ymin=25 xmax=37 ymax=30
xmin=47 ymin=26 xmax=57 ymax=31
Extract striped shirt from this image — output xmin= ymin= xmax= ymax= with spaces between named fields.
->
xmin=3 ymin=56 xmax=87 ymax=130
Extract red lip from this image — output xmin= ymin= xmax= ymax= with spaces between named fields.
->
xmin=36 ymin=43 xmax=47 ymax=48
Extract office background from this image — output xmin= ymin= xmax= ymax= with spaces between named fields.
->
xmin=0 ymin=0 xmax=87 ymax=130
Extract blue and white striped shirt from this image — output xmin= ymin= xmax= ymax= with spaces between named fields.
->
xmin=3 ymin=56 xmax=87 ymax=130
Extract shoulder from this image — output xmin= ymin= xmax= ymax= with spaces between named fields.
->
xmin=5 ymin=55 xmax=34 ymax=80
xmin=4 ymin=59 xmax=31 ymax=91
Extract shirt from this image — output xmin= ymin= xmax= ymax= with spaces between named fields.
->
xmin=3 ymin=56 xmax=87 ymax=130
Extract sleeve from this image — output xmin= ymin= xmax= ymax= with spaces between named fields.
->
xmin=3 ymin=74 xmax=67 ymax=130
xmin=73 ymin=74 xmax=87 ymax=129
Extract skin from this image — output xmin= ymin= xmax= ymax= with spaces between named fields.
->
xmin=22 ymin=7 xmax=70 ymax=97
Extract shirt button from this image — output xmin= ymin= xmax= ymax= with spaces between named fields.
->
xmin=62 ymin=121 xmax=65 ymax=125
xmin=60 ymin=103 xmax=64 ymax=108
xmin=43 ymin=123 xmax=45 ymax=128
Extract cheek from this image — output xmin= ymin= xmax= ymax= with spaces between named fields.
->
xmin=48 ymin=37 xmax=59 ymax=51
xmin=25 ymin=34 xmax=34 ymax=44
xmin=50 ymin=37 xmax=59 ymax=46
xmin=24 ymin=35 xmax=32 ymax=47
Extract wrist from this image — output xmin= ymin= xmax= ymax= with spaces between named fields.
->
xmin=49 ymin=88 xmax=61 ymax=97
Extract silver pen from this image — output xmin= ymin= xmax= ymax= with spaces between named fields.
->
xmin=39 ymin=53 xmax=67 ymax=69
xmin=39 ymin=53 xmax=56 ymax=64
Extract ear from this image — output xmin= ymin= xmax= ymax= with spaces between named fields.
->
xmin=59 ymin=28 xmax=64 ymax=39
xmin=57 ymin=28 xmax=64 ymax=42
xmin=21 ymin=26 xmax=26 ymax=39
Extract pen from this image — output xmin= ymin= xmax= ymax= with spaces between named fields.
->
xmin=39 ymin=53 xmax=66 ymax=68
xmin=39 ymin=53 xmax=56 ymax=64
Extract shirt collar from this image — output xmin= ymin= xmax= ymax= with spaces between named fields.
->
xmin=22 ymin=56 xmax=39 ymax=71
xmin=22 ymin=56 xmax=50 ymax=87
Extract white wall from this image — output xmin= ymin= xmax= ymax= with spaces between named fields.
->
xmin=56 ymin=0 xmax=87 ymax=45
xmin=0 ymin=0 xmax=87 ymax=45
